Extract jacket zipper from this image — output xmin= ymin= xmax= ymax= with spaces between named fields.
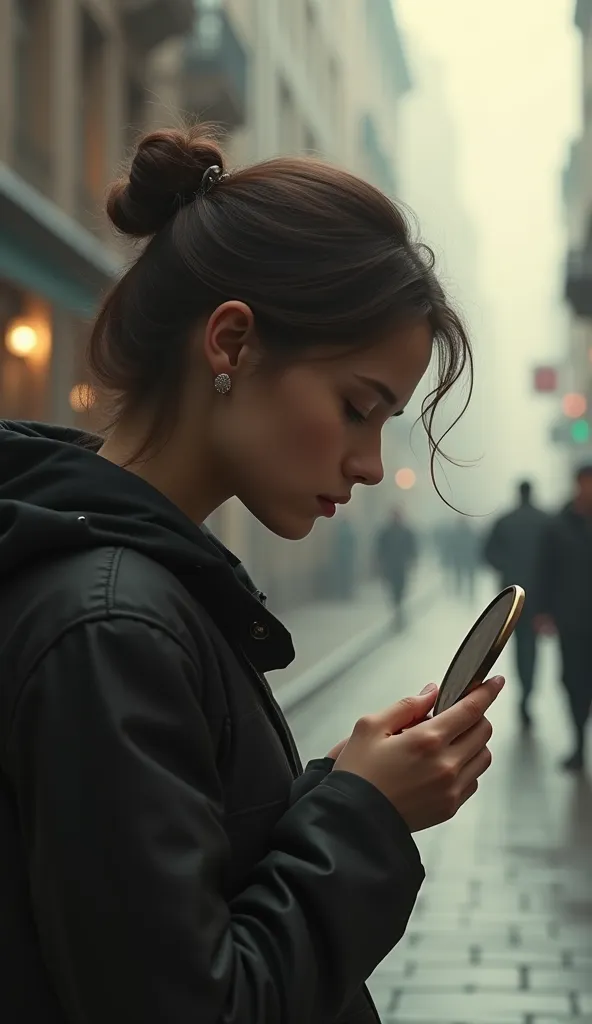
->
xmin=240 ymin=651 xmax=302 ymax=777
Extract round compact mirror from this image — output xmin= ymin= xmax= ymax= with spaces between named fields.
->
xmin=433 ymin=585 xmax=525 ymax=716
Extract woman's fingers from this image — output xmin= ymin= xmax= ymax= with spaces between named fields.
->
xmin=451 ymin=715 xmax=493 ymax=768
xmin=434 ymin=676 xmax=505 ymax=739
xmin=458 ymin=778 xmax=479 ymax=807
xmin=457 ymin=745 xmax=492 ymax=795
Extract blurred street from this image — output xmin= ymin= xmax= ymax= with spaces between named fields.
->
xmin=269 ymin=557 xmax=440 ymax=692
xmin=287 ymin=572 xmax=592 ymax=1024
xmin=2 ymin=2 xmax=592 ymax=1021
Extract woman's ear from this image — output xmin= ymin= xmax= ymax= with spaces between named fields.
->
xmin=202 ymin=301 xmax=257 ymax=377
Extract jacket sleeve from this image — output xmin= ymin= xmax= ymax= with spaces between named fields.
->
xmin=290 ymin=757 xmax=334 ymax=805
xmin=6 ymin=616 xmax=425 ymax=1024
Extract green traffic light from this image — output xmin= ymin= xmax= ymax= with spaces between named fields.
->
xmin=570 ymin=418 xmax=590 ymax=443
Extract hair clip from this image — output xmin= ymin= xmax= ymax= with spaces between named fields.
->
xmin=199 ymin=165 xmax=230 ymax=196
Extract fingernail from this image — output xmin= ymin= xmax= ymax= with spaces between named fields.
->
xmin=492 ymin=676 xmax=505 ymax=690
xmin=420 ymin=683 xmax=437 ymax=695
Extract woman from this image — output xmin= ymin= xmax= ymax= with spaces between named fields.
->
xmin=0 ymin=128 xmax=503 ymax=1024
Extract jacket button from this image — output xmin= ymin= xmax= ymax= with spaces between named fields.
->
xmin=250 ymin=621 xmax=269 ymax=640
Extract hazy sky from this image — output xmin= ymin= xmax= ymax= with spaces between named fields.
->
xmin=396 ymin=0 xmax=581 ymax=510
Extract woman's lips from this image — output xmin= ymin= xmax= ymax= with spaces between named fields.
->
xmin=317 ymin=497 xmax=337 ymax=517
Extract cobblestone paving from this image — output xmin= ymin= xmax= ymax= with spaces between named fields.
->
xmin=369 ymin=618 xmax=592 ymax=1023
xmin=289 ymin=574 xmax=592 ymax=1024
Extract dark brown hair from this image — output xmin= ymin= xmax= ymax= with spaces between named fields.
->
xmin=89 ymin=125 xmax=473 ymax=488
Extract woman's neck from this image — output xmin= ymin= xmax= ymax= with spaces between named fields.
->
xmin=98 ymin=423 xmax=231 ymax=526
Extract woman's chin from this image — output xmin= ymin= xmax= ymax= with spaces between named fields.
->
xmin=252 ymin=507 xmax=317 ymax=542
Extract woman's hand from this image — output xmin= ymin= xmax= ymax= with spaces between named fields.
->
xmin=326 ymin=684 xmax=436 ymax=758
xmin=326 ymin=737 xmax=349 ymax=760
xmin=334 ymin=677 xmax=504 ymax=833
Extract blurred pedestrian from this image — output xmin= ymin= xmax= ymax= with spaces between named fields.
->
xmin=448 ymin=516 xmax=479 ymax=601
xmin=483 ymin=481 xmax=548 ymax=729
xmin=375 ymin=508 xmax=418 ymax=629
xmin=535 ymin=465 xmax=592 ymax=772
xmin=0 ymin=126 xmax=498 ymax=1023
xmin=433 ymin=521 xmax=451 ymax=578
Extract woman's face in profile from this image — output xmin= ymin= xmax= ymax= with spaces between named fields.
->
xmin=212 ymin=318 xmax=433 ymax=541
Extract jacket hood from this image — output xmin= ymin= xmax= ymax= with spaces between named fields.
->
xmin=0 ymin=421 xmax=294 ymax=672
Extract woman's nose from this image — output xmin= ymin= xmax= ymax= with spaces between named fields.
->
xmin=346 ymin=450 xmax=385 ymax=487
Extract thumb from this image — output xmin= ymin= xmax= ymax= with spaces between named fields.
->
xmin=382 ymin=684 xmax=438 ymax=733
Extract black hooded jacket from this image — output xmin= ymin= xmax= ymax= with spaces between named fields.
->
xmin=0 ymin=422 xmax=424 ymax=1024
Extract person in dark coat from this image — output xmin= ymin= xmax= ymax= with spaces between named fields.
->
xmin=0 ymin=126 xmax=502 ymax=1024
xmin=535 ymin=465 xmax=592 ymax=772
xmin=433 ymin=521 xmax=452 ymax=579
xmin=448 ymin=516 xmax=480 ymax=601
xmin=483 ymin=481 xmax=548 ymax=728
xmin=375 ymin=509 xmax=418 ymax=629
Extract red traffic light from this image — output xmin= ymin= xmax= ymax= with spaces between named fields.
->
xmin=533 ymin=366 xmax=557 ymax=393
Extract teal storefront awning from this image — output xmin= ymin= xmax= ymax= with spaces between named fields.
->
xmin=0 ymin=230 xmax=97 ymax=316
xmin=0 ymin=163 xmax=122 ymax=316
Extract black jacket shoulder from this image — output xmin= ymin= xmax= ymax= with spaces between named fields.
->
xmin=0 ymin=545 xmax=237 ymax=748
xmin=0 ymin=543 xmax=425 ymax=1024
xmin=6 ymin=544 xmax=213 ymax=659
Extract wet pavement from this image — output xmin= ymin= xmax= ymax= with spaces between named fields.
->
xmin=268 ymin=561 xmax=438 ymax=690
xmin=287 ymin=571 xmax=592 ymax=1024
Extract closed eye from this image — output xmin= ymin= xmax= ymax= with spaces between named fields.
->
xmin=344 ymin=400 xmax=367 ymax=424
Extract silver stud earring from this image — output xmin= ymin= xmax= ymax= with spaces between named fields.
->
xmin=214 ymin=373 xmax=232 ymax=395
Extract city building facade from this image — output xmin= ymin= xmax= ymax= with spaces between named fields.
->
xmin=0 ymin=0 xmax=412 ymax=611
xmin=0 ymin=0 xmax=193 ymax=426
xmin=563 ymin=0 xmax=592 ymax=461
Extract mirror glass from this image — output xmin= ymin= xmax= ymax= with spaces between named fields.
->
xmin=434 ymin=590 xmax=516 ymax=714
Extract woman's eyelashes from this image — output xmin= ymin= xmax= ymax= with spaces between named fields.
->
xmin=343 ymin=400 xmax=368 ymax=424
xmin=344 ymin=397 xmax=398 ymax=424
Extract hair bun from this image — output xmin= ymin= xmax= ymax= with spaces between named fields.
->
xmin=107 ymin=127 xmax=226 ymax=238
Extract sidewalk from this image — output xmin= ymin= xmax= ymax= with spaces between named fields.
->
xmin=267 ymin=561 xmax=439 ymax=711
xmin=366 ymin=590 xmax=592 ymax=1024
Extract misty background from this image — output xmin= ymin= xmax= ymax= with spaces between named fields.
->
xmin=394 ymin=0 xmax=579 ymax=522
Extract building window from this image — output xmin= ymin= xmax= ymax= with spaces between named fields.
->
xmin=13 ymin=0 xmax=52 ymax=194
xmin=78 ymin=10 xmax=106 ymax=231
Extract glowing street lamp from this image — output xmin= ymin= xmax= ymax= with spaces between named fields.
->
xmin=5 ymin=321 xmax=39 ymax=358
xmin=395 ymin=468 xmax=416 ymax=490
xmin=69 ymin=382 xmax=96 ymax=413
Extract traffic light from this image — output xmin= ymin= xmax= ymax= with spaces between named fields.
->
xmin=550 ymin=417 xmax=591 ymax=445
xmin=563 ymin=393 xmax=587 ymax=418
xmin=570 ymin=418 xmax=590 ymax=444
